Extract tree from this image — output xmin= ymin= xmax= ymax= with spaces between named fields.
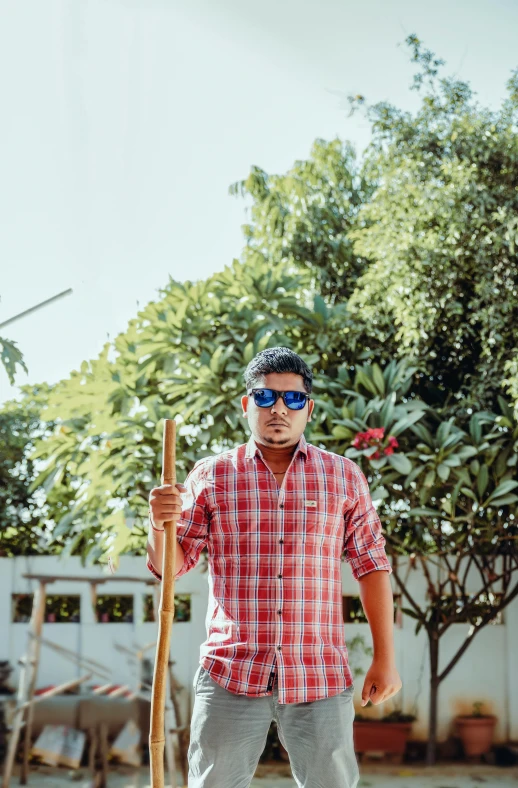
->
xmin=312 ymin=360 xmax=518 ymax=765
xmin=229 ymin=138 xmax=374 ymax=304
xmin=25 ymin=260 xmax=347 ymax=563
xmin=0 ymin=383 xmax=63 ymax=556
xmin=233 ymin=35 xmax=518 ymax=416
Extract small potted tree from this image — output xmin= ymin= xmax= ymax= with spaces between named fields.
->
xmin=455 ymin=702 xmax=497 ymax=758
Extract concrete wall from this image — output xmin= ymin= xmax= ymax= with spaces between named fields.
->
xmin=1 ymin=554 xmax=516 ymax=743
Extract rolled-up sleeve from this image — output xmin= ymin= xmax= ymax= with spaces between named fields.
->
xmin=147 ymin=459 xmax=211 ymax=581
xmin=343 ymin=464 xmax=392 ymax=580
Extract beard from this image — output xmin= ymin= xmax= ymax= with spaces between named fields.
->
xmin=263 ymin=434 xmax=291 ymax=445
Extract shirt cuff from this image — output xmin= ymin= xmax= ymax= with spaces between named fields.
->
xmin=146 ymin=556 xmax=162 ymax=581
xmin=351 ymin=556 xmax=392 ymax=580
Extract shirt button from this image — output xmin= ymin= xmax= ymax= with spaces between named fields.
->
xmin=279 ymin=539 xmax=284 ymax=544
xmin=279 ymin=504 xmax=284 ymax=509
xmin=277 ymin=610 xmax=282 ymax=615
xmin=277 ymin=646 xmax=282 ymax=651
xmin=278 ymin=574 xmax=282 ymax=579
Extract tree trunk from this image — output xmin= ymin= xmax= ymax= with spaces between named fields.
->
xmin=426 ymin=630 xmax=440 ymax=766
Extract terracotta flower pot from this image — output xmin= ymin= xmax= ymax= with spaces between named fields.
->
xmin=354 ymin=720 xmax=413 ymax=755
xmin=455 ymin=715 xmax=497 ymax=756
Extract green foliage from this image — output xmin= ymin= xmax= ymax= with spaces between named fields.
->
xmin=20 ymin=260 xmax=353 ymax=563
xmin=234 ymin=37 xmax=518 ymax=416
xmin=344 ymin=36 xmax=518 ymax=414
xmin=0 ymin=383 xmax=65 ymax=556
xmin=0 ymin=335 xmax=27 ymax=385
xmin=0 ymin=36 xmax=516 ymax=620
xmin=230 ymin=139 xmax=374 ymax=305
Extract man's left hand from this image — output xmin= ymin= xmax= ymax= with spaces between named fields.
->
xmin=361 ymin=659 xmax=402 ymax=706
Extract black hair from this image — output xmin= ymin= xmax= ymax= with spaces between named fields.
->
xmin=243 ymin=346 xmax=313 ymax=394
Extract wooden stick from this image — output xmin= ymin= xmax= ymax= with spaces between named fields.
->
xmin=21 ymin=580 xmax=47 ymax=784
xmin=168 ymin=660 xmax=188 ymax=786
xmin=92 ymin=683 xmax=116 ymax=696
xmin=19 ymin=673 xmax=92 ymax=710
xmin=30 ymin=634 xmax=112 ymax=677
xmin=149 ymin=418 xmax=177 ymax=787
xmin=99 ymin=722 xmax=109 ymax=788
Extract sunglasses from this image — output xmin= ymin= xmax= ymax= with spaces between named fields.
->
xmin=248 ymin=388 xmax=310 ymax=411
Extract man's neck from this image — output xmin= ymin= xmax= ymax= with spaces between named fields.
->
xmin=254 ymin=438 xmax=299 ymax=469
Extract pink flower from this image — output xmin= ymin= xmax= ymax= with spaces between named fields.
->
xmin=352 ymin=427 xmax=397 ymax=464
xmin=352 ymin=431 xmax=372 ymax=450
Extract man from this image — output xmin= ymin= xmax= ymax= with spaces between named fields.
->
xmin=147 ymin=346 xmax=401 ymax=788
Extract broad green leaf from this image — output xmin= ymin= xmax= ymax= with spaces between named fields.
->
xmin=489 ymin=494 xmax=518 ymax=507
xmin=371 ymin=363 xmax=386 ymax=396
xmin=387 ymin=453 xmax=412 ymax=475
xmin=469 ymin=416 xmax=482 ymax=444
xmin=437 ymin=463 xmax=450 ymax=482
xmin=390 ymin=410 xmax=426 ymax=437
xmin=407 ymin=507 xmax=441 ymax=517
xmin=477 ymin=465 xmax=489 ymax=499
xmin=487 ymin=480 xmax=518 ymax=502
xmin=424 ymin=470 xmax=436 ymax=488
xmin=457 ymin=446 xmax=478 ymax=461
xmin=401 ymin=608 xmax=422 ymax=621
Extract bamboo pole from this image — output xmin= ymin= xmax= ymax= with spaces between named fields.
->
xmin=21 ymin=580 xmax=47 ymax=784
xmin=30 ymin=634 xmax=112 ymax=678
xmin=19 ymin=673 xmax=92 ymax=710
xmin=149 ymin=419 xmax=177 ymax=787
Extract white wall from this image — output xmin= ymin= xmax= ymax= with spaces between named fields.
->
xmin=1 ymin=554 xmax=516 ymax=743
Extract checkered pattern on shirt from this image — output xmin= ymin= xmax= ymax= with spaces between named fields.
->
xmin=146 ymin=432 xmax=392 ymax=704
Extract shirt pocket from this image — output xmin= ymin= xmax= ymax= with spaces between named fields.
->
xmin=302 ymin=493 xmax=345 ymax=546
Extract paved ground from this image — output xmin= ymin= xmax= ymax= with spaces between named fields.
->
xmin=8 ymin=762 xmax=518 ymax=787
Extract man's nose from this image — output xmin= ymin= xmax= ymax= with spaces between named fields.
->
xmin=271 ymin=397 xmax=288 ymax=414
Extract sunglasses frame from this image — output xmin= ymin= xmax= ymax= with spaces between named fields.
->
xmin=248 ymin=388 xmax=310 ymax=411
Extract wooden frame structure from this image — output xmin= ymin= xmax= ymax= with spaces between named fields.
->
xmin=1 ymin=572 xmax=188 ymax=787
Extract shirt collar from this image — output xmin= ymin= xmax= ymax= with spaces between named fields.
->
xmin=245 ymin=432 xmax=308 ymax=460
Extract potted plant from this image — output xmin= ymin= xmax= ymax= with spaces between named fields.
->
xmin=350 ymin=633 xmax=416 ymax=762
xmin=455 ymin=702 xmax=497 ymax=758
xmin=354 ymin=707 xmax=417 ymax=763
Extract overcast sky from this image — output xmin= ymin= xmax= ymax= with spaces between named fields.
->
xmin=1 ymin=0 xmax=517 ymax=405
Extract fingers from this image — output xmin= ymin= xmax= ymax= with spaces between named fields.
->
xmin=362 ymin=685 xmax=399 ymax=706
xmin=149 ymin=483 xmax=187 ymax=523
xmin=154 ymin=484 xmax=187 ymax=496
xmin=361 ymin=681 xmax=374 ymax=707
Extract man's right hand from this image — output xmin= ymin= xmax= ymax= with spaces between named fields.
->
xmin=149 ymin=483 xmax=187 ymax=529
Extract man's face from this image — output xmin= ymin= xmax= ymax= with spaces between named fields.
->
xmin=241 ymin=373 xmax=315 ymax=448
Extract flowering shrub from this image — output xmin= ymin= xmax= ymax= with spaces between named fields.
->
xmin=352 ymin=427 xmax=399 ymax=460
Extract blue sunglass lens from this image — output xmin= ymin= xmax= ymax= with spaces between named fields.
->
xmin=284 ymin=392 xmax=306 ymax=409
xmin=254 ymin=389 xmax=276 ymax=406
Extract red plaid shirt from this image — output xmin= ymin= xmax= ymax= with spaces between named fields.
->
xmin=147 ymin=432 xmax=392 ymax=704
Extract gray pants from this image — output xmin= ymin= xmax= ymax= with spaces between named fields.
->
xmin=188 ymin=665 xmax=360 ymax=788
